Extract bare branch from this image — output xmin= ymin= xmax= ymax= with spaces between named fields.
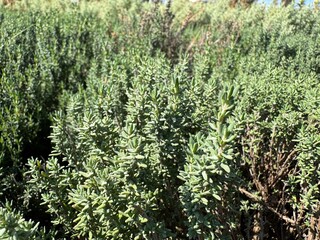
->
xmin=238 ymin=187 xmax=296 ymax=226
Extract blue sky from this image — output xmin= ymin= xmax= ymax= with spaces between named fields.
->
xmin=257 ymin=0 xmax=314 ymax=5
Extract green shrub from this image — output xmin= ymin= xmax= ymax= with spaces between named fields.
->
xmin=0 ymin=202 xmax=55 ymax=239
xmin=1 ymin=0 xmax=320 ymax=239
xmin=179 ymin=84 xmax=243 ymax=239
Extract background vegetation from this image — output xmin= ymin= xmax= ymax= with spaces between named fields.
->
xmin=1 ymin=0 xmax=320 ymax=239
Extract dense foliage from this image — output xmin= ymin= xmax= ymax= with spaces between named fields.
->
xmin=1 ymin=0 xmax=320 ymax=239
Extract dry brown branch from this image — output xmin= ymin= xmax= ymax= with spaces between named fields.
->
xmin=270 ymin=149 xmax=297 ymax=188
xmin=239 ymin=187 xmax=297 ymax=226
xmin=2 ymin=0 xmax=15 ymax=6
xmin=229 ymin=0 xmax=255 ymax=8
xmin=281 ymin=0 xmax=293 ymax=7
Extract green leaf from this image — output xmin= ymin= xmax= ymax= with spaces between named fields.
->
xmin=139 ymin=216 xmax=148 ymax=223
xmin=125 ymin=217 xmax=134 ymax=223
xmin=220 ymin=163 xmax=230 ymax=173
xmin=79 ymin=171 xmax=93 ymax=178
xmin=0 ymin=228 xmax=6 ymax=236
xmin=213 ymin=194 xmax=221 ymax=201
xmin=201 ymin=198 xmax=208 ymax=205
xmin=201 ymin=171 xmax=208 ymax=181
xmin=138 ymin=163 xmax=147 ymax=168
xmin=221 ymin=152 xmax=233 ymax=160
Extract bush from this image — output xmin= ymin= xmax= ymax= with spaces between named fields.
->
xmin=1 ymin=0 xmax=320 ymax=239
xmin=0 ymin=202 xmax=55 ymax=239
